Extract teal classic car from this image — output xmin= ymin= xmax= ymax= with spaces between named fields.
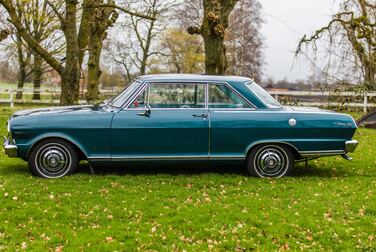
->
xmin=3 ymin=74 xmax=358 ymax=178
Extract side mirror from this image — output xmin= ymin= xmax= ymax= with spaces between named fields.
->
xmin=138 ymin=105 xmax=151 ymax=117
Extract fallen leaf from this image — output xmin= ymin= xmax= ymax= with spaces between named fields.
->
xmin=55 ymin=245 xmax=64 ymax=252
xmin=279 ymin=242 xmax=289 ymax=251
xmin=185 ymin=196 xmax=193 ymax=203
xmin=358 ymin=206 xmax=366 ymax=216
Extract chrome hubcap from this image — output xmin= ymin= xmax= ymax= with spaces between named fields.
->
xmin=254 ymin=146 xmax=287 ymax=177
xmin=35 ymin=143 xmax=71 ymax=176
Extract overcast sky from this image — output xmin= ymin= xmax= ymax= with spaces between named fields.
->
xmin=260 ymin=0 xmax=338 ymax=82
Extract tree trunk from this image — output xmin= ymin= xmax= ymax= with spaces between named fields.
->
xmin=364 ymin=66 xmax=376 ymax=90
xmin=61 ymin=0 xmax=80 ymax=105
xmin=86 ymin=33 xmax=102 ymax=102
xmin=32 ymin=53 xmax=43 ymax=100
xmin=16 ymin=33 xmax=26 ymax=99
xmin=16 ymin=65 xmax=26 ymax=100
xmin=84 ymin=0 xmax=117 ymax=102
xmin=188 ymin=0 xmax=238 ymax=75
xmin=202 ymin=35 xmax=227 ymax=75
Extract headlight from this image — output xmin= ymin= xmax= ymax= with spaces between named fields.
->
xmin=7 ymin=120 xmax=10 ymax=133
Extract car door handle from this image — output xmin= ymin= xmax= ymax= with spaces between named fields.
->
xmin=192 ymin=114 xmax=208 ymax=119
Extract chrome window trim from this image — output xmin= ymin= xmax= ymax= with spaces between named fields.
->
xmin=125 ymin=81 xmax=209 ymax=110
xmin=111 ymin=80 xmax=143 ymax=108
xmin=125 ymin=83 xmax=150 ymax=110
xmin=121 ymin=80 xmax=257 ymax=110
xmin=208 ymin=82 xmax=256 ymax=109
xmin=117 ymin=81 xmax=148 ymax=109
xmin=245 ymin=81 xmax=281 ymax=109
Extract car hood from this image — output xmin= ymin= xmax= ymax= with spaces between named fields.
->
xmin=9 ymin=105 xmax=100 ymax=119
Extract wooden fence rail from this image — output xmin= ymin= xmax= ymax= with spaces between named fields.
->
xmin=1 ymin=88 xmax=376 ymax=112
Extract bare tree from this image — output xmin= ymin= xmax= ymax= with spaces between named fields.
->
xmin=105 ymin=0 xmax=178 ymax=78
xmin=297 ymin=0 xmax=376 ymax=90
xmin=1 ymin=0 xmax=154 ymax=104
xmin=225 ymin=0 xmax=264 ymax=82
xmin=1 ymin=0 xmax=82 ymax=104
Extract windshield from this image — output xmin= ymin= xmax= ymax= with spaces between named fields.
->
xmin=247 ymin=82 xmax=281 ymax=108
xmin=110 ymin=81 xmax=140 ymax=108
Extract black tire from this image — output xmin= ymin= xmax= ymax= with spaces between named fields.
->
xmin=247 ymin=144 xmax=294 ymax=178
xmin=28 ymin=138 xmax=78 ymax=178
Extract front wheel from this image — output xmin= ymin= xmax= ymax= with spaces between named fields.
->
xmin=247 ymin=144 xmax=294 ymax=178
xmin=28 ymin=139 xmax=78 ymax=178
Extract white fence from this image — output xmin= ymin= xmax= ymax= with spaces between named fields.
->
xmin=269 ymin=91 xmax=376 ymax=112
xmin=0 ymin=88 xmax=122 ymax=108
xmin=1 ymin=88 xmax=376 ymax=112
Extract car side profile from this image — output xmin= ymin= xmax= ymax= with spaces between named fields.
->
xmin=3 ymin=74 xmax=358 ymax=178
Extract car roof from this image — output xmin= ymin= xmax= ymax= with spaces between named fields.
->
xmin=136 ymin=74 xmax=253 ymax=84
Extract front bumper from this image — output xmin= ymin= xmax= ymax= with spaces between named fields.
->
xmin=3 ymin=136 xmax=18 ymax=157
xmin=345 ymin=140 xmax=358 ymax=153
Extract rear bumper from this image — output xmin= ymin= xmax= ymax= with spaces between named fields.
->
xmin=3 ymin=137 xmax=18 ymax=158
xmin=345 ymin=140 xmax=358 ymax=153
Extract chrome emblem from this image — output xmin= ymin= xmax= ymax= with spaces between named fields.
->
xmin=289 ymin=118 xmax=297 ymax=127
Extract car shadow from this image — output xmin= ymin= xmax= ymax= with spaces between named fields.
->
xmin=77 ymin=162 xmax=345 ymax=178
xmin=0 ymin=161 xmax=351 ymax=179
xmin=78 ymin=162 xmax=247 ymax=176
xmin=292 ymin=163 xmax=348 ymax=178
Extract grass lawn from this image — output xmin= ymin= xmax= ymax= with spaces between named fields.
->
xmin=0 ymin=105 xmax=375 ymax=251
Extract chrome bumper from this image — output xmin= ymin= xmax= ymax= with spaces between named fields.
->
xmin=345 ymin=140 xmax=358 ymax=153
xmin=3 ymin=136 xmax=17 ymax=158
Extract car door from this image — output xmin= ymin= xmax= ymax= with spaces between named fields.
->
xmin=208 ymin=83 xmax=255 ymax=160
xmin=111 ymin=82 xmax=209 ymax=162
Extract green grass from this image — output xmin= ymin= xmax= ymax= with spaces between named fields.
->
xmin=0 ymin=105 xmax=375 ymax=251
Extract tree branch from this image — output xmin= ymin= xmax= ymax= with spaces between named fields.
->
xmin=45 ymin=0 xmax=65 ymax=29
xmin=92 ymin=4 xmax=156 ymax=20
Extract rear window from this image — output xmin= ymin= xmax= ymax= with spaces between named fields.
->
xmin=247 ymin=82 xmax=281 ymax=108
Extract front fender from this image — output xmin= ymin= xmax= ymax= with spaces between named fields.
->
xmin=17 ymin=132 xmax=90 ymax=160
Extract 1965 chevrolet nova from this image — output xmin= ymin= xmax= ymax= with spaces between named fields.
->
xmin=3 ymin=74 xmax=358 ymax=178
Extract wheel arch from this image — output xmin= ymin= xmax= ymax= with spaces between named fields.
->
xmin=26 ymin=134 xmax=88 ymax=160
xmin=245 ymin=141 xmax=301 ymax=160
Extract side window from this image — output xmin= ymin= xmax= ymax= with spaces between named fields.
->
xmin=148 ymin=83 xmax=205 ymax=109
xmin=129 ymin=86 xmax=148 ymax=108
xmin=209 ymin=84 xmax=251 ymax=109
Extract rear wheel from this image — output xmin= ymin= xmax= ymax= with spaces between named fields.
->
xmin=28 ymin=139 xmax=78 ymax=178
xmin=247 ymin=144 xmax=294 ymax=178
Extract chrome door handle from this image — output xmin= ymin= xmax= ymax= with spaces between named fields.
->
xmin=193 ymin=114 xmax=208 ymax=119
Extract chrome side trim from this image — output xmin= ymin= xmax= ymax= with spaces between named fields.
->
xmin=112 ymin=155 xmax=209 ymax=161
xmin=210 ymin=155 xmax=245 ymax=160
xmin=88 ymin=155 xmax=246 ymax=162
xmin=299 ymin=150 xmax=345 ymax=158
xmin=345 ymin=140 xmax=358 ymax=153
